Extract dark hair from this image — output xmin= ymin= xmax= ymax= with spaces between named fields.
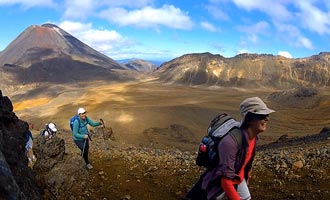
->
xmin=241 ymin=112 xmax=269 ymax=129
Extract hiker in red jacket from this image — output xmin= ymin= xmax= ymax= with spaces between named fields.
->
xmin=201 ymin=97 xmax=275 ymax=200
xmin=186 ymin=97 xmax=275 ymax=200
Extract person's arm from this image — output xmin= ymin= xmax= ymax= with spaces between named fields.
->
xmin=216 ymin=135 xmax=241 ymax=199
xmin=221 ymin=178 xmax=240 ymax=200
xmin=86 ymin=117 xmax=102 ymax=127
xmin=73 ymin=119 xmax=85 ymax=140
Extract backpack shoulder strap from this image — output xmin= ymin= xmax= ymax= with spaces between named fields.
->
xmin=228 ymin=128 xmax=243 ymax=148
xmin=75 ymin=117 xmax=87 ymax=132
xmin=76 ymin=115 xmax=81 ymax=128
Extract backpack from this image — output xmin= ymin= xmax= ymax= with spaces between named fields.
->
xmin=39 ymin=124 xmax=48 ymax=136
xmin=69 ymin=115 xmax=80 ymax=131
xmin=196 ymin=113 xmax=242 ymax=169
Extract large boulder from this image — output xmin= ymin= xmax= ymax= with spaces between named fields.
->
xmin=33 ymin=135 xmax=90 ymax=199
xmin=0 ymin=90 xmax=43 ymax=199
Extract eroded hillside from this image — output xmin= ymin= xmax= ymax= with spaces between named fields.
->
xmin=155 ymin=52 xmax=330 ymax=89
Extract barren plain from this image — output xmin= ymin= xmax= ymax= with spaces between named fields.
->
xmin=7 ymin=80 xmax=330 ymax=199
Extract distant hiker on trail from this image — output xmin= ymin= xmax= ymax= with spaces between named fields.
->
xmin=72 ymin=107 xmax=103 ymax=170
xmin=40 ymin=122 xmax=57 ymax=140
xmin=25 ymin=122 xmax=36 ymax=167
xmin=186 ymin=97 xmax=275 ymax=200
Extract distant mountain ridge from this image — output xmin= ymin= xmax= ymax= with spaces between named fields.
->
xmin=154 ymin=52 xmax=330 ymax=89
xmin=1 ymin=23 xmax=330 ymax=90
xmin=117 ymin=58 xmax=158 ymax=72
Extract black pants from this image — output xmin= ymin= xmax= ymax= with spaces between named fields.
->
xmin=74 ymin=139 xmax=89 ymax=165
xmin=186 ymin=173 xmax=207 ymax=200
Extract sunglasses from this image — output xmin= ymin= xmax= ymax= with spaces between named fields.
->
xmin=79 ymin=112 xmax=86 ymax=115
xmin=254 ymin=114 xmax=269 ymax=120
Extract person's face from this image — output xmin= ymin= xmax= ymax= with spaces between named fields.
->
xmin=79 ymin=112 xmax=86 ymax=120
xmin=250 ymin=114 xmax=269 ymax=134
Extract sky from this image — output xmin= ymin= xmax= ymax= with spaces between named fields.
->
xmin=1 ymin=0 xmax=330 ymax=62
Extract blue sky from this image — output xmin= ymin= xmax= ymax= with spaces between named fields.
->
xmin=1 ymin=0 xmax=330 ymax=61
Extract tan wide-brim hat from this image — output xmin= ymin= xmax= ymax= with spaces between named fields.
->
xmin=239 ymin=96 xmax=275 ymax=127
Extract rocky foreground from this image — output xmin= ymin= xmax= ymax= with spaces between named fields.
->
xmin=1 ymin=90 xmax=330 ymax=200
xmin=30 ymin=127 xmax=330 ymax=200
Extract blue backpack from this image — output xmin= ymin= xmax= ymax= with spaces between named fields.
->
xmin=69 ymin=115 xmax=80 ymax=131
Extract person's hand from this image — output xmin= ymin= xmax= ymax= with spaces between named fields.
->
xmin=84 ymin=135 xmax=88 ymax=139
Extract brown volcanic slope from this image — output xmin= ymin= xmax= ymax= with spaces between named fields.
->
xmin=155 ymin=52 xmax=330 ymax=89
xmin=0 ymin=23 xmax=132 ymax=86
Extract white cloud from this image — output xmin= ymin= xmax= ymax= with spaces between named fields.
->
xmin=99 ymin=5 xmax=193 ymax=30
xmin=231 ymin=0 xmax=262 ymax=10
xmin=63 ymin=0 xmax=94 ymax=19
xmin=237 ymin=21 xmax=269 ymax=45
xmin=0 ymin=0 xmax=55 ymax=8
xmin=227 ymin=0 xmax=330 ymax=36
xmin=238 ymin=21 xmax=270 ymax=34
xmin=298 ymin=37 xmax=313 ymax=50
xmin=278 ymin=51 xmax=292 ymax=58
xmin=295 ymin=1 xmax=330 ymax=35
xmin=248 ymin=34 xmax=258 ymax=43
xmin=62 ymin=0 xmax=155 ymax=19
xmin=205 ymin=4 xmax=230 ymax=21
xmin=231 ymin=0 xmax=292 ymax=21
xmin=200 ymin=21 xmax=219 ymax=32
xmin=58 ymin=21 xmax=134 ymax=56
xmin=98 ymin=0 xmax=153 ymax=8
xmin=275 ymin=23 xmax=313 ymax=50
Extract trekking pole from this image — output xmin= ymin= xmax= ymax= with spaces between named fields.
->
xmin=87 ymin=133 xmax=92 ymax=141
xmin=100 ymin=118 xmax=114 ymax=140
xmin=100 ymin=118 xmax=106 ymax=139
xmin=100 ymin=118 xmax=105 ymax=128
xmin=82 ymin=138 xmax=87 ymax=157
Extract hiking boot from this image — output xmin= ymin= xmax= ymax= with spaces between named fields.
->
xmin=86 ymin=163 xmax=93 ymax=169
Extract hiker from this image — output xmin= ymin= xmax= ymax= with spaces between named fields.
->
xmin=25 ymin=122 xmax=36 ymax=166
xmin=72 ymin=107 xmax=103 ymax=170
xmin=40 ymin=122 xmax=57 ymax=140
xmin=186 ymin=97 xmax=275 ymax=200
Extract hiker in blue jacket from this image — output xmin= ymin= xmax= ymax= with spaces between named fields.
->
xmin=72 ymin=107 xmax=103 ymax=170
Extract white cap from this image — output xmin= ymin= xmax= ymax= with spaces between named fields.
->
xmin=48 ymin=123 xmax=57 ymax=132
xmin=77 ymin=107 xmax=86 ymax=115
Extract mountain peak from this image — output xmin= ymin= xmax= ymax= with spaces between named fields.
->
xmin=0 ymin=24 xmax=130 ymax=85
xmin=0 ymin=24 xmax=122 ymax=69
xmin=41 ymin=23 xmax=60 ymax=29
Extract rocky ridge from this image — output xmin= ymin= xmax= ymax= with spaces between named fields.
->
xmin=155 ymin=52 xmax=330 ymax=89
